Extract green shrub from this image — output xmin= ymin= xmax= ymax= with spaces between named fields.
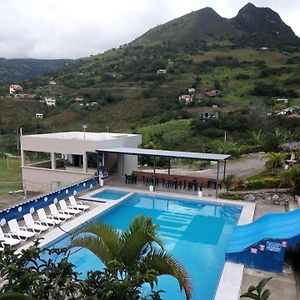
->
xmin=218 ymin=193 xmax=241 ymax=200
xmin=243 ymin=178 xmax=281 ymax=189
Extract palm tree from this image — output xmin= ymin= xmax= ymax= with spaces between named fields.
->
xmin=71 ymin=216 xmax=192 ymax=299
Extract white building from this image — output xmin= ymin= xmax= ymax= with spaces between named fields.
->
xmin=44 ymin=97 xmax=56 ymax=106
xmin=179 ymin=94 xmax=193 ymax=104
xmin=20 ymin=131 xmax=141 ymax=192
xmin=35 ymin=113 xmax=44 ymax=119
xmin=9 ymin=84 xmax=23 ymax=95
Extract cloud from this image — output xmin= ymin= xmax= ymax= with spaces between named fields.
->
xmin=0 ymin=0 xmax=299 ymax=59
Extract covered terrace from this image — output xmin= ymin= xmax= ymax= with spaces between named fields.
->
xmin=96 ymin=147 xmax=230 ymax=198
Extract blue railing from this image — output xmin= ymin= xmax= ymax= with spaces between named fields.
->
xmin=0 ymin=176 xmax=99 ymax=226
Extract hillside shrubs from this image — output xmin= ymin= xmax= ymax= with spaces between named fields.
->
xmin=243 ymin=178 xmax=282 ymax=189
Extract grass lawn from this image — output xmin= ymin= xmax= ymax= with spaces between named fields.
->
xmin=0 ymin=158 xmax=22 ymax=196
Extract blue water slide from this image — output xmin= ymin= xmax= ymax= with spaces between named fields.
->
xmin=226 ymin=208 xmax=300 ymax=272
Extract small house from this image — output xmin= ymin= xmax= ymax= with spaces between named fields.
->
xmin=179 ymin=94 xmax=193 ymax=104
xmin=276 ymin=98 xmax=288 ymax=104
xmin=35 ymin=113 xmax=44 ymax=119
xmin=204 ymin=90 xmax=221 ymax=97
xmin=156 ymin=69 xmax=167 ymax=75
xmin=44 ymin=97 xmax=56 ymax=106
xmin=188 ymin=88 xmax=196 ymax=94
xmin=198 ymin=111 xmax=219 ymax=121
xmin=9 ymin=84 xmax=23 ymax=95
xmin=49 ymin=80 xmax=57 ymax=85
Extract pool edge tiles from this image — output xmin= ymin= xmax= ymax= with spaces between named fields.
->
xmin=16 ymin=186 xmax=255 ymax=300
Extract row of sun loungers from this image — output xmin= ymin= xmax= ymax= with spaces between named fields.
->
xmin=0 ymin=196 xmax=90 ymax=249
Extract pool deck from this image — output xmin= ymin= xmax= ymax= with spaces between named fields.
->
xmin=15 ymin=185 xmax=255 ymax=300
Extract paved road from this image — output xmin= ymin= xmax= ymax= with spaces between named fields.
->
xmin=153 ymin=152 xmax=267 ymax=179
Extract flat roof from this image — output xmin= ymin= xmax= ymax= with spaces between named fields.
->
xmin=97 ymin=147 xmax=230 ymax=161
xmin=22 ymin=131 xmax=138 ymax=141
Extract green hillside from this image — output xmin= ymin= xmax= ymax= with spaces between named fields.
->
xmin=0 ymin=3 xmax=300 ymax=155
xmin=0 ymin=58 xmax=73 ymax=84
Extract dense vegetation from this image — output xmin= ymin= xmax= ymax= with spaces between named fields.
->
xmin=0 ymin=3 xmax=300 ymax=156
xmin=0 ymin=58 xmax=73 ymax=84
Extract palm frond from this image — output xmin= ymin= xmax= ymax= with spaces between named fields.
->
xmin=120 ymin=230 xmax=162 ymax=267
xmin=142 ymin=250 xmax=192 ymax=300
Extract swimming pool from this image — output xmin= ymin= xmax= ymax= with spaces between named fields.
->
xmin=91 ymin=189 xmax=129 ymax=200
xmin=47 ymin=193 xmax=242 ymax=299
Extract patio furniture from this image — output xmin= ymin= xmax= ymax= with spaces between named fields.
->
xmin=23 ymin=213 xmax=49 ymax=233
xmin=68 ymin=196 xmax=90 ymax=211
xmin=7 ymin=219 xmax=36 ymax=241
xmin=37 ymin=208 xmax=61 ymax=226
xmin=48 ymin=204 xmax=73 ymax=221
xmin=59 ymin=199 xmax=81 ymax=215
xmin=0 ymin=226 xmax=21 ymax=247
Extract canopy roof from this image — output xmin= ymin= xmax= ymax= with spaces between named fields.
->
xmin=96 ymin=147 xmax=230 ymax=162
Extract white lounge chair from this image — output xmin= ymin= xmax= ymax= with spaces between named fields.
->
xmin=37 ymin=208 xmax=61 ymax=226
xmin=49 ymin=204 xmax=73 ymax=221
xmin=7 ymin=219 xmax=35 ymax=241
xmin=23 ymin=213 xmax=49 ymax=233
xmin=59 ymin=199 xmax=81 ymax=215
xmin=0 ymin=226 xmax=20 ymax=247
xmin=68 ymin=195 xmax=90 ymax=211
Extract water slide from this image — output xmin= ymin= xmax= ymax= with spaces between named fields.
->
xmin=226 ymin=208 xmax=300 ymax=272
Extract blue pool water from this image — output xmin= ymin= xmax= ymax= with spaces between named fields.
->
xmin=91 ymin=189 xmax=129 ymax=200
xmin=47 ymin=193 xmax=242 ymax=300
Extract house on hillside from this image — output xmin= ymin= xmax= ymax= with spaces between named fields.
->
xmin=9 ymin=84 xmax=23 ymax=95
xmin=198 ymin=111 xmax=219 ymax=121
xmin=204 ymin=90 xmax=221 ymax=97
xmin=35 ymin=113 xmax=44 ymax=119
xmin=156 ymin=69 xmax=167 ymax=75
xmin=20 ymin=131 xmax=141 ymax=192
xmin=276 ymin=98 xmax=288 ymax=104
xmin=179 ymin=94 xmax=193 ymax=104
xmin=49 ymin=80 xmax=57 ymax=85
xmin=44 ymin=97 xmax=56 ymax=106
xmin=74 ymin=96 xmax=84 ymax=102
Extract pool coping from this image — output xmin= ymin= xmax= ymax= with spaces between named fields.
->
xmin=78 ymin=188 xmax=132 ymax=202
xmin=17 ymin=185 xmax=255 ymax=300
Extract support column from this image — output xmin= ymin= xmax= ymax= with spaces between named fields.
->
xmin=216 ymin=161 xmax=220 ymax=199
xmin=83 ymin=152 xmax=87 ymax=173
xmin=153 ymin=157 xmax=156 ymax=191
xmin=223 ymin=159 xmax=227 ymax=182
xmin=168 ymin=157 xmax=171 ymax=174
xmin=20 ymin=128 xmax=25 ymax=167
xmin=51 ymin=152 xmax=56 ymax=170
xmin=21 ymin=150 xmax=25 ymax=167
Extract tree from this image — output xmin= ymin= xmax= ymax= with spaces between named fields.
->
xmin=0 ymin=239 xmax=82 ymax=300
xmin=71 ymin=216 xmax=192 ymax=300
xmin=280 ymin=165 xmax=300 ymax=196
xmin=265 ymin=152 xmax=285 ymax=171
xmin=240 ymin=277 xmax=272 ymax=300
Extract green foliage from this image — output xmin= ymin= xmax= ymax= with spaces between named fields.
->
xmin=280 ymin=165 xmax=300 ymax=196
xmin=71 ymin=216 xmax=192 ymax=300
xmin=0 ymin=58 xmax=72 ymax=84
xmin=242 ymin=178 xmax=281 ymax=189
xmin=0 ymin=240 xmax=82 ymax=300
xmin=241 ymin=277 xmax=272 ymax=300
xmin=265 ymin=153 xmax=286 ymax=171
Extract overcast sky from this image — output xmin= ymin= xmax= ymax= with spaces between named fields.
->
xmin=0 ymin=0 xmax=299 ymax=59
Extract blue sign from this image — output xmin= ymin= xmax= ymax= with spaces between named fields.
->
xmin=266 ymin=241 xmax=281 ymax=252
